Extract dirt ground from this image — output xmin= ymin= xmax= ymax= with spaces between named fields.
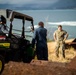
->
xmin=1 ymin=39 xmax=76 ymax=75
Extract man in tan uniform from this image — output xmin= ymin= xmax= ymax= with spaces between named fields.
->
xmin=53 ymin=25 xmax=68 ymax=58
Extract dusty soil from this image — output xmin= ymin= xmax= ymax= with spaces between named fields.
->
xmin=1 ymin=61 xmax=72 ymax=75
xmin=1 ymin=39 xmax=76 ymax=75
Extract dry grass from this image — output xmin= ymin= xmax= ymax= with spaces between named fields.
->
xmin=48 ymin=39 xmax=76 ymax=63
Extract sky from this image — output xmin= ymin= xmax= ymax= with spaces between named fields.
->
xmin=0 ymin=0 xmax=59 ymax=4
xmin=0 ymin=0 xmax=76 ymax=9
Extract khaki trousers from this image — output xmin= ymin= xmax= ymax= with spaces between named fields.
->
xmin=55 ymin=41 xmax=65 ymax=58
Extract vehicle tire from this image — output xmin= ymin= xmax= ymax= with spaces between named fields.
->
xmin=22 ymin=45 xmax=35 ymax=63
xmin=22 ymin=54 xmax=33 ymax=63
xmin=0 ymin=55 xmax=4 ymax=74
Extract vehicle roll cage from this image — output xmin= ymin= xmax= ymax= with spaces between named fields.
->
xmin=5 ymin=9 xmax=34 ymax=38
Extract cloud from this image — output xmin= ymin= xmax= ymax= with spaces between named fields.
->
xmin=0 ymin=0 xmax=76 ymax=9
xmin=0 ymin=0 xmax=31 ymax=4
xmin=0 ymin=0 xmax=59 ymax=5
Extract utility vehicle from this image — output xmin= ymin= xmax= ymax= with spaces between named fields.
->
xmin=0 ymin=9 xmax=35 ymax=74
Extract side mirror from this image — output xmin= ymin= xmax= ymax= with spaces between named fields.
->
xmin=0 ymin=15 xmax=6 ymax=25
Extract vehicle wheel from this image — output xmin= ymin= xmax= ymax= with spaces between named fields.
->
xmin=22 ymin=50 xmax=35 ymax=63
xmin=0 ymin=55 xmax=4 ymax=74
xmin=22 ymin=54 xmax=32 ymax=63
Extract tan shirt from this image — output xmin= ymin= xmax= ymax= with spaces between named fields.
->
xmin=54 ymin=30 xmax=67 ymax=41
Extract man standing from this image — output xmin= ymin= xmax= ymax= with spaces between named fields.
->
xmin=32 ymin=21 xmax=48 ymax=60
xmin=53 ymin=25 xmax=68 ymax=58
